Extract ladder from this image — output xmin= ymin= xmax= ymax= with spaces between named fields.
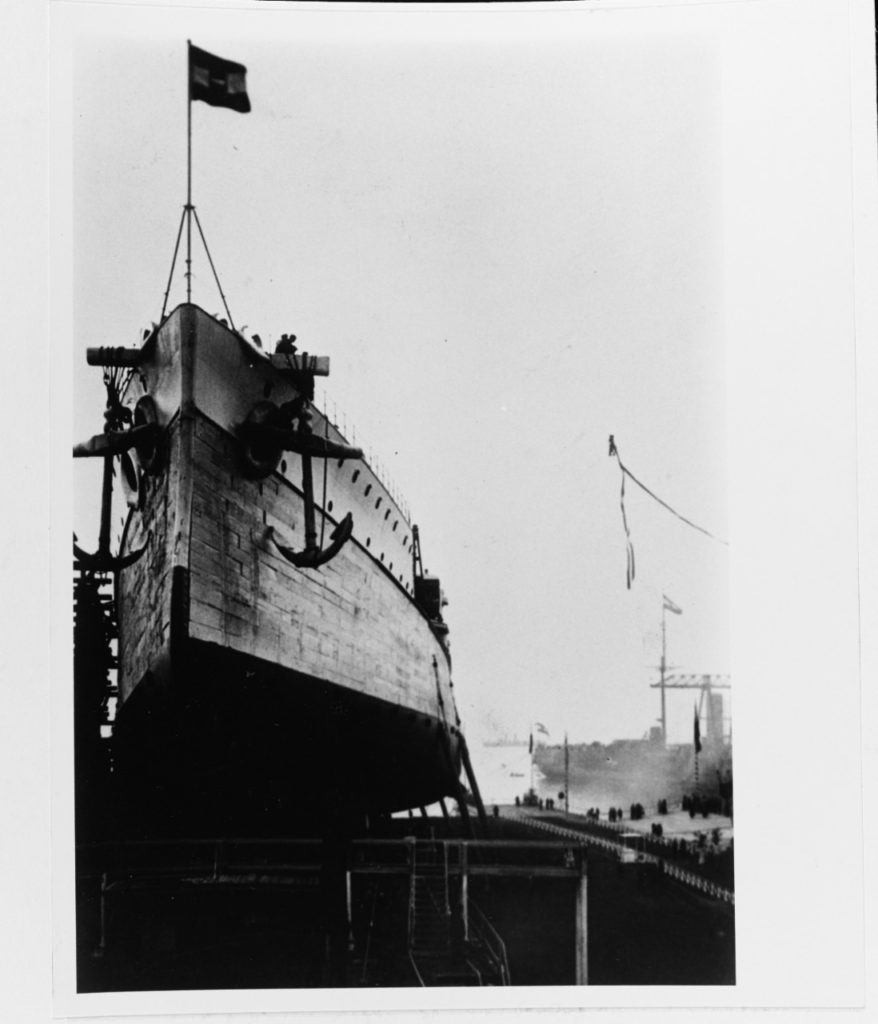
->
xmin=408 ymin=841 xmax=507 ymax=986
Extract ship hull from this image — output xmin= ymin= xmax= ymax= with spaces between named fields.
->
xmin=112 ymin=305 xmax=461 ymax=834
xmin=112 ymin=638 xmax=461 ymax=836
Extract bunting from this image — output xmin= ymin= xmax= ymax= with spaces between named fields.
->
xmin=608 ymin=436 xmax=728 ymax=590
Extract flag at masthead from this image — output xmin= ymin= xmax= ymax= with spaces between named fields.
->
xmin=174 ymin=41 xmax=251 ymax=317
xmin=189 ymin=44 xmax=251 ymax=113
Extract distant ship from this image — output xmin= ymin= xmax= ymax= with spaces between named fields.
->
xmin=483 ymin=736 xmax=529 ymax=748
xmin=76 ymin=305 xmax=468 ymax=835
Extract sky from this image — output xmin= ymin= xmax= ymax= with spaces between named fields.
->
xmin=70 ymin=7 xmax=731 ymax=747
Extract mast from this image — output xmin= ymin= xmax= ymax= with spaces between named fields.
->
xmin=564 ymin=732 xmax=569 ymax=816
xmin=660 ymin=602 xmax=667 ymax=743
xmin=186 ymin=39 xmax=193 ymax=303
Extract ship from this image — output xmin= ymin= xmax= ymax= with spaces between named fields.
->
xmin=74 ymin=303 xmax=470 ymax=837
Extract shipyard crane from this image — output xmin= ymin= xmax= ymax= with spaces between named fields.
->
xmin=650 ymin=673 xmax=731 ymax=747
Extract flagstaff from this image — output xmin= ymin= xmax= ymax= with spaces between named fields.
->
xmin=563 ymin=732 xmax=569 ymax=816
xmin=186 ymin=39 xmax=193 ymax=303
xmin=161 ymin=41 xmax=251 ymax=322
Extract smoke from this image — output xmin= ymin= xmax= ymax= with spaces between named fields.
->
xmin=533 ymin=740 xmax=712 ymax=814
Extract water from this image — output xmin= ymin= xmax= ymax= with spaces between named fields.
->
xmin=470 ymin=744 xmax=543 ymax=806
xmin=471 ymin=744 xmax=690 ymax=816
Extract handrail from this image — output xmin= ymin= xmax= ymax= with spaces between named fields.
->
xmin=408 ymin=950 xmax=426 ymax=987
xmin=468 ymin=898 xmax=511 ymax=985
xmin=464 ymin=958 xmax=483 ymax=986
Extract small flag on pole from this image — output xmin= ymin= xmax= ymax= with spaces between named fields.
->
xmin=535 ymin=722 xmax=549 ymax=736
xmin=190 ymin=44 xmax=251 ymax=113
xmin=529 ymin=733 xmax=534 ymax=755
xmin=693 ymin=704 xmax=702 ymax=753
xmin=663 ymin=594 xmax=683 ymax=615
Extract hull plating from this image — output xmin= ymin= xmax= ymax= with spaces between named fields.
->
xmin=114 ymin=306 xmax=461 ymax=829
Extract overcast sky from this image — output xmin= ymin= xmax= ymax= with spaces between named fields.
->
xmin=70 ymin=8 xmax=732 ymax=747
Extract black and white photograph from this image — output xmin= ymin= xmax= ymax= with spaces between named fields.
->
xmin=8 ymin=0 xmax=872 ymax=1018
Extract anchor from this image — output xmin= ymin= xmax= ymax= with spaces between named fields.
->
xmin=265 ymin=512 xmax=354 ymax=570
xmin=73 ymin=390 xmax=152 ymax=573
xmin=241 ymin=358 xmax=362 ymax=570
xmin=73 ymin=422 xmax=158 ymax=460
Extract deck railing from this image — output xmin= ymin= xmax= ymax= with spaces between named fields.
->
xmin=510 ymin=813 xmax=735 ymax=905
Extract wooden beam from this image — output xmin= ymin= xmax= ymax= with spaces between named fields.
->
xmin=86 ymin=346 xmax=142 ymax=367
xmin=575 ymin=852 xmax=588 ymax=984
xmin=351 ymin=864 xmax=580 ymax=879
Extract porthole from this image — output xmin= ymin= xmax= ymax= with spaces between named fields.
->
xmin=337 ymin=458 xmax=344 ymax=468
xmin=375 ymin=496 xmax=382 ymax=509
xmin=281 ymin=459 xmax=287 ymax=474
xmin=389 ymin=562 xmax=393 ymax=571
xmin=402 ymin=535 xmax=407 ymax=545
xmin=384 ymin=509 xmax=390 ymax=520
xmin=366 ymin=537 xmax=371 ymax=547
xmin=392 ymin=521 xmax=398 ymax=532
xmin=380 ymin=552 xmax=385 ymax=562
xmin=365 ymin=483 xmax=372 ymax=496
xmin=327 ymin=499 xmax=334 ymax=512
xmin=352 ymin=469 xmax=360 ymax=483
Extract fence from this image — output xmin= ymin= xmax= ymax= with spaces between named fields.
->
xmin=509 ymin=812 xmax=735 ymax=906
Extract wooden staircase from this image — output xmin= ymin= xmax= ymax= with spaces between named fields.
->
xmin=408 ymin=841 xmax=508 ymax=986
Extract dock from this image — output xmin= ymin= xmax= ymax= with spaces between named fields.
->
xmin=75 ymin=810 xmax=734 ymax=989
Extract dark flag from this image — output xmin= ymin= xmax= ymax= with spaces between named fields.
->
xmin=694 ymin=705 xmax=702 ymax=754
xmin=190 ymin=44 xmax=251 ymax=113
xmin=529 ymin=733 xmax=533 ymax=755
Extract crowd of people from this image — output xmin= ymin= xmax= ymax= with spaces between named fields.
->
xmin=511 ymin=788 xmax=733 ymax=885
xmin=682 ymin=792 xmax=726 ymax=818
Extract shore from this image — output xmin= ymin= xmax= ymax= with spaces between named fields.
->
xmin=495 ymin=802 xmax=733 ymax=846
